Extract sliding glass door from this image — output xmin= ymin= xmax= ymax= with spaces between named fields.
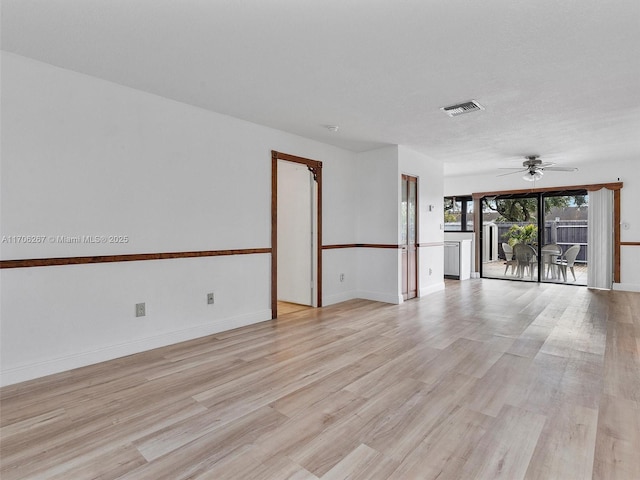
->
xmin=480 ymin=189 xmax=588 ymax=285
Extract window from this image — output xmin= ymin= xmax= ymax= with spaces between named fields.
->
xmin=444 ymin=196 xmax=473 ymax=231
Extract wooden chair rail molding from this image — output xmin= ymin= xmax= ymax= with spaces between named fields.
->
xmin=0 ymin=248 xmax=272 ymax=269
xmin=322 ymin=242 xmax=444 ymax=250
xmin=322 ymin=244 xmax=400 ymax=249
xmin=620 ymin=242 xmax=640 ymax=246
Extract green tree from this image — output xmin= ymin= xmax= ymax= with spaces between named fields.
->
xmin=573 ymin=195 xmax=587 ymax=207
xmin=503 ymin=224 xmax=538 ymax=246
xmin=444 ymin=212 xmax=458 ymax=223
xmin=443 ymin=197 xmax=459 ymax=223
xmin=482 ymin=196 xmax=580 ymax=222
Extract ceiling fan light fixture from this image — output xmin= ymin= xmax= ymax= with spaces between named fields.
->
xmin=498 ymin=155 xmax=576 ymax=181
xmin=523 ymin=170 xmax=543 ymax=182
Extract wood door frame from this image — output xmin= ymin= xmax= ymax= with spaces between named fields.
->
xmin=271 ymin=151 xmax=322 ymax=319
xmin=401 ymin=174 xmax=419 ymax=300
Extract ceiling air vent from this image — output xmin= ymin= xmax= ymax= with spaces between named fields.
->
xmin=440 ymin=100 xmax=484 ymax=117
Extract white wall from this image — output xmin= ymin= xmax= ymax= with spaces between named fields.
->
xmin=349 ymin=145 xmax=446 ymax=303
xmin=0 ymin=52 xmax=450 ymax=386
xmin=0 ymin=52 xmax=358 ymax=385
xmin=320 ymin=145 xmax=359 ymax=306
xmin=0 ymin=255 xmax=271 ymax=384
xmin=444 ymin=158 xmax=639 ymax=290
xmin=355 ymin=146 xmax=402 ymax=303
xmin=322 ymin=248 xmax=358 ymax=305
xmin=398 ymin=146 xmax=445 ymax=296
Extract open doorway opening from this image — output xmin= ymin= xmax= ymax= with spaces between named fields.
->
xmin=277 ymin=160 xmax=315 ymax=310
xmin=271 ymin=151 xmax=322 ymax=319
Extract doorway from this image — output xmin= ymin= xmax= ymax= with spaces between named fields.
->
xmin=539 ymin=192 xmax=588 ymax=285
xmin=482 ymin=193 xmax=539 ymax=282
xmin=480 ymin=189 xmax=589 ymax=285
xmin=401 ymin=175 xmax=418 ymax=300
xmin=271 ymin=151 xmax=322 ymax=319
xmin=277 ymin=160 xmax=315 ymax=307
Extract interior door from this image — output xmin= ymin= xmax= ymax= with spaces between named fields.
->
xmin=401 ymin=175 xmax=418 ymax=300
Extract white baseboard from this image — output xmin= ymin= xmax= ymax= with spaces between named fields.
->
xmin=327 ymin=285 xmax=446 ymax=305
xmin=613 ymin=282 xmax=640 ymax=293
xmin=323 ymin=291 xmax=358 ymax=306
xmin=356 ymin=290 xmax=402 ymax=305
xmin=420 ymin=282 xmax=446 ymax=297
xmin=0 ymin=309 xmax=272 ymax=387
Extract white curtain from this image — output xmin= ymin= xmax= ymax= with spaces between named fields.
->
xmin=587 ymin=187 xmax=614 ymax=289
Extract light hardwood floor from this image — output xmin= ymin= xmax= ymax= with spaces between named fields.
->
xmin=278 ymin=301 xmax=313 ymax=316
xmin=1 ymin=279 xmax=639 ymax=479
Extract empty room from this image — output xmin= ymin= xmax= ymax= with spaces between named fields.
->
xmin=1 ymin=1 xmax=639 ymax=479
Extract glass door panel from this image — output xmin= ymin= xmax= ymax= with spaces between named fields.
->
xmin=541 ymin=192 xmax=588 ymax=285
xmin=481 ymin=195 xmax=539 ymax=282
xmin=401 ymin=175 xmax=417 ymax=300
xmin=407 ymin=179 xmax=417 ymax=298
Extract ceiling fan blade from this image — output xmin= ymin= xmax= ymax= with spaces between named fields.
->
xmin=544 ymin=166 xmax=578 ymax=172
xmin=539 ymin=162 xmax=555 ymax=167
xmin=498 ymin=167 xmax=528 ymax=170
xmin=497 ymin=169 xmax=528 ymax=177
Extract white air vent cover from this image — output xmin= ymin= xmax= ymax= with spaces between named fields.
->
xmin=440 ymin=100 xmax=484 ymax=117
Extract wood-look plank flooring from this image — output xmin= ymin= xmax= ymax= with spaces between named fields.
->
xmin=278 ymin=301 xmax=313 ymax=316
xmin=1 ymin=279 xmax=639 ymax=479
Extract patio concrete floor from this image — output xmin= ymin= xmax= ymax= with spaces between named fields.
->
xmin=482 ymin=259 xmax=588 ymax=285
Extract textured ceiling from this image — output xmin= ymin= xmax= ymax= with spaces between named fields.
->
xmin=2 ymin=0 xmax=639 ymax=175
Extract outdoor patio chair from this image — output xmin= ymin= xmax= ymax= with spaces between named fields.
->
xmin=541 ymin=243 xmax=562 ymax=279
xmin=553 ymin=244 xmax=581 ymax=282
xmin=513 ymin=243 xmax=537 ymax=280
xmin=502 ymin=242 xmax=517 ymax=275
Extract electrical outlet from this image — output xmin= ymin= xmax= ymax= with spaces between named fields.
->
xmin=207 ymin=292 xmax=215 ymax=305
xmin=339 ymin=273 xmax=345 ymax=282
xmin=135 ymin=302 xmax=146 ymax=317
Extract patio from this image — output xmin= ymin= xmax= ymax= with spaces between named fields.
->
xmin=482 ymin=259 xmax=588 ymax=285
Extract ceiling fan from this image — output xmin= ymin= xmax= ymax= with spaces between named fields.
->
xmin=498 ymin=155 xmax=578 ymax=182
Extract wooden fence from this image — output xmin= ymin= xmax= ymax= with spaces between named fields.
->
xmin=496 ymin=221 xmax=588 ymax=263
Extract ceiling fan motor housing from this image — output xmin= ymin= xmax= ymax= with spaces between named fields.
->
xmin=523 ymin=156 xmax=543 ymax=168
